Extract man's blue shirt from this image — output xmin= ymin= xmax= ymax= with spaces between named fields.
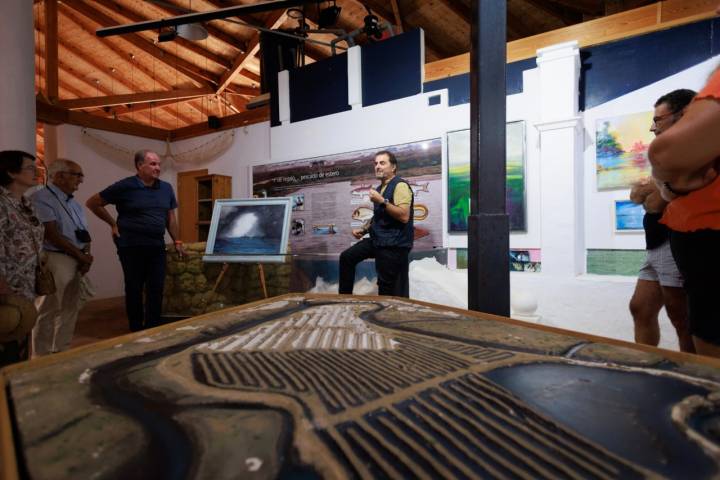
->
xmin=32 ymin=183 xmax=89 ymax=251
xmin=100 ymin=176 xmax=177 ymax=247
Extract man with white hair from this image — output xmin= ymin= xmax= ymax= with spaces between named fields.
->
xmin=31 ymin=159 xmax=94 ymax=355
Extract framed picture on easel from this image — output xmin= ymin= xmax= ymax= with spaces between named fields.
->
xmin=203 ymin=198 xmax=293 ymax=263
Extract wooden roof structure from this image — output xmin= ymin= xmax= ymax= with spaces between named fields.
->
xmin=33 ymin=0 xmax=717 ymax=144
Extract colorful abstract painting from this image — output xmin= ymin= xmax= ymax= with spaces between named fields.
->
xmin=447 ymin=122 xmax=526 ymax=233
xmin=614 ymin=200 xmax=645 ymax=231
xmin=596 ymin=111 xmax=653 ymax=190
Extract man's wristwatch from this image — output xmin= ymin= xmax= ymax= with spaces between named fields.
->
xmin=383 ymin=198 xmax=389 ymax=205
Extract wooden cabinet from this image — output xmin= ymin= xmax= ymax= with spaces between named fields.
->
xmin=178 ymin=172 xmax=231 ymax=242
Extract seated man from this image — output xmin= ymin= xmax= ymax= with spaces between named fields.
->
xmin=339 ymin=151 xmax=413 ymax=297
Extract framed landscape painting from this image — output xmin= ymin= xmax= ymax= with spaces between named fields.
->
xmin=447 ymin=121 xmax=526 ymax=233
xmin=204 ymin=198 xmax=293 ymax=263
xmin=596 ymin=111 xmax=653 ymax=190
xmin=614 ymin=200 xmax=645 ymax=232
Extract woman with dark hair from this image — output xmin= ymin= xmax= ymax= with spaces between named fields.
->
xmin=0 ymin=150 xmax=44 ymax=362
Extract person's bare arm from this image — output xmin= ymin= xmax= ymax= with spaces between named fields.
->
xmin=368 ymin=189 xmax=411 ymax=223
xmin=43 ymin=221 xmax=93 ymax=267
xmin=86 ymin=193 xmax=119 ymax=238
xmin=642 ymin=190 xmax=668 ymax=214
xmin=384 ymin=202 xmax=411 ymax=223
xmin=166 ymin=209 xmax=186 ymax=256
xmin=650 ymin=97 xmax=720 ymax=190
xmin=629 ymin=178 xmax=655 ymax=204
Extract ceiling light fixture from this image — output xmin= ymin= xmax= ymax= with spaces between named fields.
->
xmin=157 ymin=28 xmax=178 ymax=42
xmin=177 ymin=22 xmax=209 ymax=41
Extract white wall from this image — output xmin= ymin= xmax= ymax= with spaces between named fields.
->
xmin=53 ymin=47 xmax=720 ymax=299
xmin=54 ymin=125 xmax=167 ymax=299
xmin=171 ymin=122 xmax=270 ymax=198
xmin=582 ymin=55 xmax=720 ymax=250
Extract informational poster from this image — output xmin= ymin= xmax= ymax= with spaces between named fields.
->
xmin=253 ymin=139 xmax=443 ymax=254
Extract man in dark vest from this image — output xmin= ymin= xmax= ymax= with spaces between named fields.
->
xmin=339 ymin=150 xmax=414 ymax=297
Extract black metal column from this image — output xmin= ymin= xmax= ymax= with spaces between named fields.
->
xmin=468 ymin=1 xmax=509 ymax=316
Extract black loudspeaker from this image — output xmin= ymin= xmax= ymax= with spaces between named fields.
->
xmin=207 ymin=115 xmax=221 ymax=129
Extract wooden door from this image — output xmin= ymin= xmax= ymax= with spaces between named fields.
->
xmin=177 ymin=169 xmax=207 ymax=242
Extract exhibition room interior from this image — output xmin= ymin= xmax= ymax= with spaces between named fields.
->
xmin=9 ymin=1 xmax=720 ymax=479
xmin=12 ymin=0 xmax=720 ymax=352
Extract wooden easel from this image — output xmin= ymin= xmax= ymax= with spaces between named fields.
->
xmin=212 ymin=262 xmax=268 ymax=299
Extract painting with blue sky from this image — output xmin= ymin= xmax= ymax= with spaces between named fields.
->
xmin=615 ymin=200 xmax=645 ymax=231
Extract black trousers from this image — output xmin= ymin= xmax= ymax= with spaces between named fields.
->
xmin=339 ymin=238 xmax=410 ymax=297
xmin=118 ymin=246 xmax=166 ymax=332
xmin=670 ymin=229 xmax=720 ymax=343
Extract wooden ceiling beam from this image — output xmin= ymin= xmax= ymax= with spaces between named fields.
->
xmin=216 ymin=10 xmax=289 ymax=94
xmin=182 ymin=1 xmax=270 ymax=84
xmin=437 ymin=0 xmax=471 ymax=22
xmin=390 ymin=0 xmax=404 ymax=33
xmin=57 ymin=87 xmax=215 ymax=110
xmin=132 ymin=99 xmax=198 ymax=127
xmin=241 ymin=70 xmax=262 ymax=83
xmin=226 ymin=85 xmax=261 ymax=96
xmin=61 ymin=0 xmax=217 ymax=89
xmin=44 ymin=11 xmax=206 ymax=124
xmin=37 ymin=99 xmax=171 ymax=141
xmin=144 ymin=0 xmax=248 ymax=53
xmin=524 ymin=0 xmax=584 ymax=25
xmin=98 ymin=0 xmax=234 ymax=70
xmin=39 ymin=37 xmax=194 ymax=127
xmin=170 ymin=106 xmax=270 ymax=141
xmin=45 ymin=0 xmax=59 ymax=102
xmin=506 ymin=8 xmax=538 ymax=39
xmin=549 ymin=0 xmax=605 ymax=16
xmin=360 ymin=0 xmax=446 ymax=58
xmin=57 ymin=6 xmax=175 ymax=92
xmin=35 ymin=53 xmax=93 ymax=101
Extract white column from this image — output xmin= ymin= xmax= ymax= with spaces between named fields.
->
xmin=0 ymin=0 xmax=36 ymax=155
xmin=534 ymin=41 xmax=584 ymax=276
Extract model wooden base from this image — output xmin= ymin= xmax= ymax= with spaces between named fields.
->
xmin=2 ymin=294 xmax=720 ymax=479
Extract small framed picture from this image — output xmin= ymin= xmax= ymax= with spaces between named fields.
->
xmin=614 ymin=200 xmax=645 ymax=232
xmin=204 ymin=198 xmax=293 ymax=263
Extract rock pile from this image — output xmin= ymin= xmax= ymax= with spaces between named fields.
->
xmin=163 ymin=242 xmax=292 ymax=316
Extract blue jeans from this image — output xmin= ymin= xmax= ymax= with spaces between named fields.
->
xmin=118 ymin=246 xmax=166 ymax=332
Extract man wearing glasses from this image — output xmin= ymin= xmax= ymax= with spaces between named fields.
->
xmin=628 ymin=89 xmax=696 ymax=353
xmin=31 ymin=158 xmax=94 ymax=355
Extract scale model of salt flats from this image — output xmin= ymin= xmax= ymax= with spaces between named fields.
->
xmin=2 ymin=293 xmax=720 ymax=479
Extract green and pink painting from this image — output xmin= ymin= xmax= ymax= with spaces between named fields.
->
xmin=447 ymin=122 xmax=526 ymax=233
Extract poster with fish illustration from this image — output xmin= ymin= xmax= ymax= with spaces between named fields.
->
xmin=253 ymin=139 xmax=442 ymax=254
xmin=447 ymin=122 xmax=526 ymax=233
xmin=596 ymin=111 xmax=653 ymax=190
